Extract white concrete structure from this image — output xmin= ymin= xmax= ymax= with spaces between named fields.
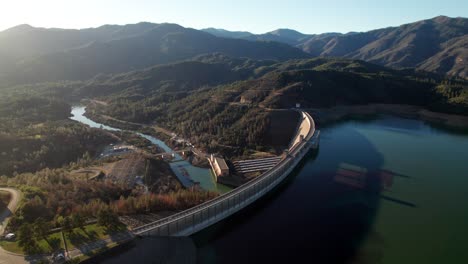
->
xmin=133 ymin=111 xmax=319 ymax=237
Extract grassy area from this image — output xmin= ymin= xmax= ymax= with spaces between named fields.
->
xmin=0 ymin=223 xmax=122 ymax=255
xmin=63 ymin=224 xmax=109 ymax=250
xmin=0 ymin=231 xmax=63 ymax=254
xmin=0 ymin=240 xmax=23 ymax=254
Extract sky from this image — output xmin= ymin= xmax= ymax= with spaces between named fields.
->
xmin=0 ymin=0 xmax=466 ymax=34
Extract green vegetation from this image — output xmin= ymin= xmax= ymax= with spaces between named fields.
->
xmin=0 ymin=44 xmax=467 ymax=257
xmin=0 ymin=18 xmax=465 ymax=261
xmin=4 ymin=170 xmax=129 ymax=229
xmin=3 ymin=56 xmax=462 ymax=159
xmin=0 ymin=167 xmax=217 ymax=253
xmin=0 ymin=223 xmax=112 ymax=255
xmin=78 ymin=57 xmax=467 ymax=157
xmin=2 ymin=167 xmax=216 ymax=228
xmin=0 ymin=231 xmax=63 ymax=255
xmin=1 ymin=55 xmax=466 ymax=169
xmin=63 ymin=223 xmax=114 ymax=250
xmin=1 ymin=221 xmax=63 ymax=254
xmin=0 ymin=88 xmax=219 ymax=255
xmin=435 ymin=82 xmax=468 ymax=112
xmin=0 ymin=95 xmax=115 ymax=176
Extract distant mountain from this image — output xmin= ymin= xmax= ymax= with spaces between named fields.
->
xmin=205 ymin=27 xmax=315 ymax=45
xmin=243 ymin=29 xmax=311 ymax=45
xmin=0 ymin=23 xmax=309 ymax=84
xmin=0 ymin=22 xmax=162 ymax=82
xmin=201 ymin=28 xmax=254 ymax=39
xmin=300 ymin=16 xmax=468 ymax=78
xmin=268 ymin=29 xmax=306 ymax=40
xmin=0 ymin=22 xmax=158 ymax=58
xmin=202 ymin=16 xmax=468 ymax=78
xmin=1 ymin=16 xmax=466 ymax=85
xmin=411 ymin=34 xmax=467 ymax=77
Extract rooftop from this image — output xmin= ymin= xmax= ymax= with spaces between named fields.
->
xmin=215 ymin=157 xmax=229 ymax=171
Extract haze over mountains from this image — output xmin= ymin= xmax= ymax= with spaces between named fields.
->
xmin=0 ymin=15 xmax=466 ymax=86
xmin=0 ymin=16 xmax=467 ymax=163
xmin=0 ymin=23 xmax=307 ymax=84
xmin=204 ymin=16 xmax=467 ymax=78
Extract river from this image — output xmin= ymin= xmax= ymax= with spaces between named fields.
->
xmin=77 ymin=112 xmax=468 ymax=264
xmin=70 ymin=106 xmax=231 ymax=193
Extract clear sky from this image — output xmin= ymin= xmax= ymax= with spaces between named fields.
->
xmin=0 ymin=0 xmax=466 ymax=34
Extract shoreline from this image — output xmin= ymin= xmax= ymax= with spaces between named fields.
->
xmin=81 ymin=107 xmax=207 ymax=167
xmin=309 ymin=104 xmax=468 ymax=130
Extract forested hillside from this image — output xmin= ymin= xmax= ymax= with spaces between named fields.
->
xmin=204 ymin=16 xmax=468 ymax=78
xmin=0 ymin=24 xmax=308 ymax=85
xmin=1 ymin=52 xmax=466 ymax=161
xmin=0 ymin=95 xmax=115 ymax=176
xmin=69 ymin=57 xmax=467 ymax=156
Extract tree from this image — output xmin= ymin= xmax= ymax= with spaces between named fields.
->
xmin=97 ymin=209 xmax=119 ymax=229
xmin=18 ymin=223 xmax=39 ymax=254
xmin=54 ymin=215 xmax=64 ymax=228
xmin=62 ymin=216 xmax=73 ymax=233
xmin=71 ymin=213 xmax=86 ymax=230
xmin=7 ymin=215 xmax=24 ymax=230
xmin=33 ymin=218 xmax=51 ymax=241
xmin=20 ymin=196 xmax=52 ymax=222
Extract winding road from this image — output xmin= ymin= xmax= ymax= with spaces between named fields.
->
xmin=0 ymin=188 xmax=27 ymax=264
xmin=0 ymin=188 xmax=21 ymax=235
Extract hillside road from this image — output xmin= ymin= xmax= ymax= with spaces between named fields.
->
xmin=0 ymin=188 xmax=20 ymax=235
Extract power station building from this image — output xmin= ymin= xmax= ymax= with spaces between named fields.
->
xmin=209 ymin=154 xmax=230 ymax=178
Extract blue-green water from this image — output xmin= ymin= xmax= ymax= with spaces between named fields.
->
xmin=70 ymin=106 xmax=231 ymax=193
xmin=88 ymin=115 xmax=468 ymax=264
xmin=193 ymin=115 xmax=468 ymax=264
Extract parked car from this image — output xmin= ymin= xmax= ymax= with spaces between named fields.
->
xmin=53 ymin=252 xmax=65 ymax=261
xmin=5 ymin=233 xmax=15 ymax=240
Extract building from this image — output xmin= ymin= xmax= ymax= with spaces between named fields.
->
xmin=209 ymin=154 xmax=230 ymax=178
xmin=240 ymin=96 xmax=253 ymax=105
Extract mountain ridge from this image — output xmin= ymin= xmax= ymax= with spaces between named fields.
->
xmin=203 ymin=16 xmax=468 ymax=78
xmin=0 ymin=15 xmax=466 ymax=85
xmin=0 ymin=23 xmax=309 ymax=84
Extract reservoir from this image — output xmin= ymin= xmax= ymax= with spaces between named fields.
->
xmin=83 ymin=114 xmax=468 ymax=264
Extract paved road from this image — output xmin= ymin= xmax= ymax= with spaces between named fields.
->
xmin=0 ymin=188 xmax=28 ymax=264
xmin=0 ymin=188 xmax=21 ymax=235
xmin=0 ymin=247 xmax=26 ymax=264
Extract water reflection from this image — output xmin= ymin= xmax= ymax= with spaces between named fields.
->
xmin=85 ymin=116 xmax=468 ymax=264
xmin=193 ymin=126 xmax=385 ymax=264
